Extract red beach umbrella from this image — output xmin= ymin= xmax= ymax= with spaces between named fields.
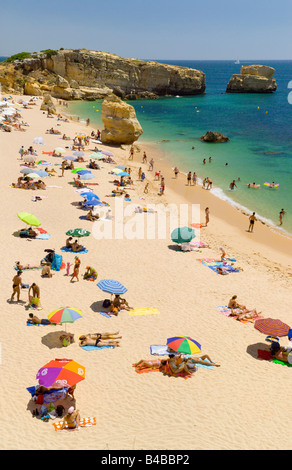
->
xmin=254 ymin=318 xmax=290 ymax=337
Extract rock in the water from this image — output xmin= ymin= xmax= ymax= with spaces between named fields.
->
xmin=226 ymin=64 xmax=277 ymax=93
xmin=200 ymin=131 xmax=229 ymax=143
xmin=101 ymin=94 xmax=143 ymax=145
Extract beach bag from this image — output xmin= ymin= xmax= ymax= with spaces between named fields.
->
xmin=56 ymin=405 xmax=65 ymax=417
xmin=40 ymin=405 xmax=48 ymax=417
xmin=103 ymin=299 xmax=111 ymax=308
xmin=36 ymin=394 xmax=44 ymax=405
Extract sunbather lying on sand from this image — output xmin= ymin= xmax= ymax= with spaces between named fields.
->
xmin=184 ymin=355 xmax=220 ymax=368
xmin=15 ymin=261 xmax=40 ymax=271
xmin=27 ymin=313 xmax=51 ymax=325
xmin=78 ymin=334 xmax=120 ymax=347
xmin=133 ymin=359 xmax=167 ymax=370
xmin=270 ymin=341 xmax=292 ymax=363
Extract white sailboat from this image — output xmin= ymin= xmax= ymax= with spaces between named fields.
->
xmin=234 ymin=58 xmax=240 ymax=64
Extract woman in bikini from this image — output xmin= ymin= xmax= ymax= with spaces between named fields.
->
xmin=61 ymin=407 xmax=80 ymax=430
xmin=78 ymin=334 xmax=120 ymax=347
xmin=133 ymin=358 xmax=167 ymax=370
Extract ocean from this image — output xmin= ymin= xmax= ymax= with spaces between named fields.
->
xmin=10 ymin=57 xmax=292 ymax=234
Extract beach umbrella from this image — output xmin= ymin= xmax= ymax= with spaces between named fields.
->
xmin=17 ymin=212 xmax=41 ymax=227
xmin=37 ymin=160 xmax=51 ymax=165
xmin=66 ymin=229 xmax=90 ymax=237
xmin=76 ymin=170 xmax=91 ymax=175
xmin=80 ymin=173 xmax=94 ymax=180
xmin=115 ymin=165 xmax=127 ymax=170
xmin=48 ymin=307 xmax=82 ymax=324
xmin=254 ymin=318 xmax=291 ymax=337
xmin=83 ymin=199 xmax=103 ymax=206
xmin=25 ymin=172 xmax=41 ymax=179
xmin=54 ymin=147 xmax=66 ymax=154
xmin=97 ymin=279 xmax=127 ymax=295
xmin=36 ymin=170 xmax=49 ymax=177
xmin=73 ymin=151 xmax=85 ymax=157
xmin=63 ymin=156 xmax=75 ymax=161
xmin=89 ymin=152 xmax=104 ymax=159
xmin=171 ymin=226 xmax=195 ymax=244
xmin=117 ymin=172 xmax=130 ymax=177
xmin=71 ymin=167 xmax=87 ymax=174
xmin=20 ymin=168 xmax=36 ymax=174
xmin=36 ymin=358 xmax=85 ymax=388
xmin=80 ymin=192 xmax=99 ymax=200
xmin=112 ymin=168 xmax=125 ymax=175
xmin=166 ymin=336 xmax=201 ymax=355
xmin=102 ymin=150 xmax=114 ymax=157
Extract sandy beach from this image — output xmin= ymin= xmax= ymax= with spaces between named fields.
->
xmin=1 ymin=95 xmax=292 ymax=450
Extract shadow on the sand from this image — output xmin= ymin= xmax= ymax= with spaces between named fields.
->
xmin=41 ymin=330 xmax=74 ymax=349
xmin=246 ymin=342 xmax=270 ymax=360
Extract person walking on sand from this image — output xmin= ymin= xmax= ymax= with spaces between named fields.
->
xmin=144 ymin=183 xmax=149 ymax=194
xmin=192 ymin=172 xmax=197 ymax=185
xmin=248 ymin=212 xmax=257 ymax=232
xmin=187 ymin=172 xmax=192 ymax=186
xmin=174 ymin=167 xmax=179 ymax=178
xmin=10 ymin=271 xmax=23 ymax=302
xmin=61 ymin=160 xmax=66 ymax=177
xmin=129 ymin=146 xmax=134 ymax=160
xmin=71 ymin=256 xmax=81 ymax=283
xmin=142 ymin=151 xmax=147 ymax=164
xmin=279 ymin=209 xmax=286 ymax=226
xmin=149 ymin=158 xmax=154 ymax=171
xmin=205 ymin=207 xmax=210 ymax=226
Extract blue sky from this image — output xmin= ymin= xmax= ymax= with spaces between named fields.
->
xmin=1 ymin=0 xmax=291 ymax=59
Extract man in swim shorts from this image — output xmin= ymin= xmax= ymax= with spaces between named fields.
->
xmin=248 ymin=212 xmax=257 ymax=232
xmin=10 ymin=271 xmax=23 ymax=302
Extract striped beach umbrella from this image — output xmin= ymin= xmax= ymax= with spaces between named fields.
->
xmin=36 ymin=358 xmax=85 ymax=388
xmin=48 ymin=307 xmax=82 ymax=323
xmin=166 ymin=336 xmax=201 ymax=355
xmin=66 ymin=229 xmax=90 ymax=237
xmin=254 ymin=318 xmax=290 ymax=337
xmin=97 ymin=279 xmax=127 ymax=295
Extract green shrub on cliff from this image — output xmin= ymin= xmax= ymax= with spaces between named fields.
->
xmin=6 ymin=52 xmax=31 ymax=63
xmin=40 ymin=49 xmax=58 ymax=58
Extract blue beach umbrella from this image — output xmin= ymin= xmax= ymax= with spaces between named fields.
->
xmin=76 ymin=170 xmax=91 ymax=175
xmin=80 ymin=173 xmax=94 ymax=180
xmin=115 ymin=165 xmax=127 ymax=170
xmin=97 ymin=279 xmax=127 ymax=295
xmin=36 ymin=170 xmax=49 ymax=177
xmin=80 ymin=192 xmax=100 ymax=200
xmin=83 ymin=199 xmax=103 ymax=206
xmin=117 ymin=172 xmax=129 ymax=177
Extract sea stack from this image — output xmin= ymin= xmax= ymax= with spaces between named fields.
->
xmin=101 ymin=93 xmax=143 ymax=145
xmin=226 ymin=65 xmax=277 ymax=93
xmin=200 ymin=131 xmax=229 ymax=143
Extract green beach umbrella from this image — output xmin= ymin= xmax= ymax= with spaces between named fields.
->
xmin=17 ymin=212 xmax=41 ymax=227
xmin=71 ymin=168 xmax=88 ymax=174
xmin=171 ymin=226 xmax=195 ymax=244
xmin=66 ymin=228 xmax=91 ymax=237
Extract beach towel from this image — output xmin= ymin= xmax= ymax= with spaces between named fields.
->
xmin=26 ymin=321 xmax=55 ymax=326
xmin=36 ymin=234 xmax=51 ymax=240
xmin=190 ymin=241 xmax=208 ymax=248
xmin=99 ymin=311 xmax=112 ymax=318
xmin=216 ymin=306 xmax=263 ymax=323
xmin=61 ymin=246 xmax=88 ymax=254
xmin=272 ymin=358 xmax=292 ymax=367
xmin=129 ymin=307 xmax=160 ymax=317
xmin=81 ymin=345 xmax=114 ymax=351
xmin=52 ymin=417 xmax=96 ymax=431
xmin=257 ymin=349 xmax=272 ymax=361
xmin=28 ymin=296 xmax=42 ymax=310
xmin=133 ymin=364 xmax=161 ymax=375
xmin=198 ymin=259 xmax=239 ymax=273
xmin=14 ymin=265 xmax=41 ymax=271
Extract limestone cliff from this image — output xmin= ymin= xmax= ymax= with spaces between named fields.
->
xmin=0 ymin=49 xmax=205 ymax=100
xmin=226 ymin=64 xmax=277 ymax=93
xmin=101 ymin=94 xmax=143 ymax=145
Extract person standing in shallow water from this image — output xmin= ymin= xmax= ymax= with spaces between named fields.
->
xmin=279 ymin=209 xmax=286 ymax=226
xmin=248 ymin=212 xmax=257 ymax=232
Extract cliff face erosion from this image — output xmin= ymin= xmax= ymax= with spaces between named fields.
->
xmin=0 ymin=49 xmax=206 ymax=100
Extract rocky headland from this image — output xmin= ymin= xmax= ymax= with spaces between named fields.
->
xmin=0 ymin=49 xmax=206 ymax=100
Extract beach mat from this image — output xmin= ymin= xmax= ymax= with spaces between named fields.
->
xmin=36 ymin=234 xmax=51 ymax=240
xmin=26 ymin=321 xmax=56 ymax=326
xmin=14 ymin=266 xmax=41 ymax=271
xmin=52 ymin=417 xmax=96 ymax=431
xmin=133 ymin=364 xmax=160 ymax=374
xmin=216 ymin=306 xmax=263 ymax=323
xmin=150 ymin=345 xmax=172 ymax=356
xmin=198 ymin=259 xmax=239 ymax=274
xmin=81 ymin=345 xmax=114 ymax=351
xmin=272 ymin=358 xmax=292 ymax=367
xmin=99 ymin=311 xmax=112 ymax=318
xmin=61 ymin=246 xmax=88 ymax=254
xmin=129 ymin=307 xmax=160 ymax=317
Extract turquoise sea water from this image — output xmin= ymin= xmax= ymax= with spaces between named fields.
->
xmin=67 ymin=60 xmax=292 ymax=235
